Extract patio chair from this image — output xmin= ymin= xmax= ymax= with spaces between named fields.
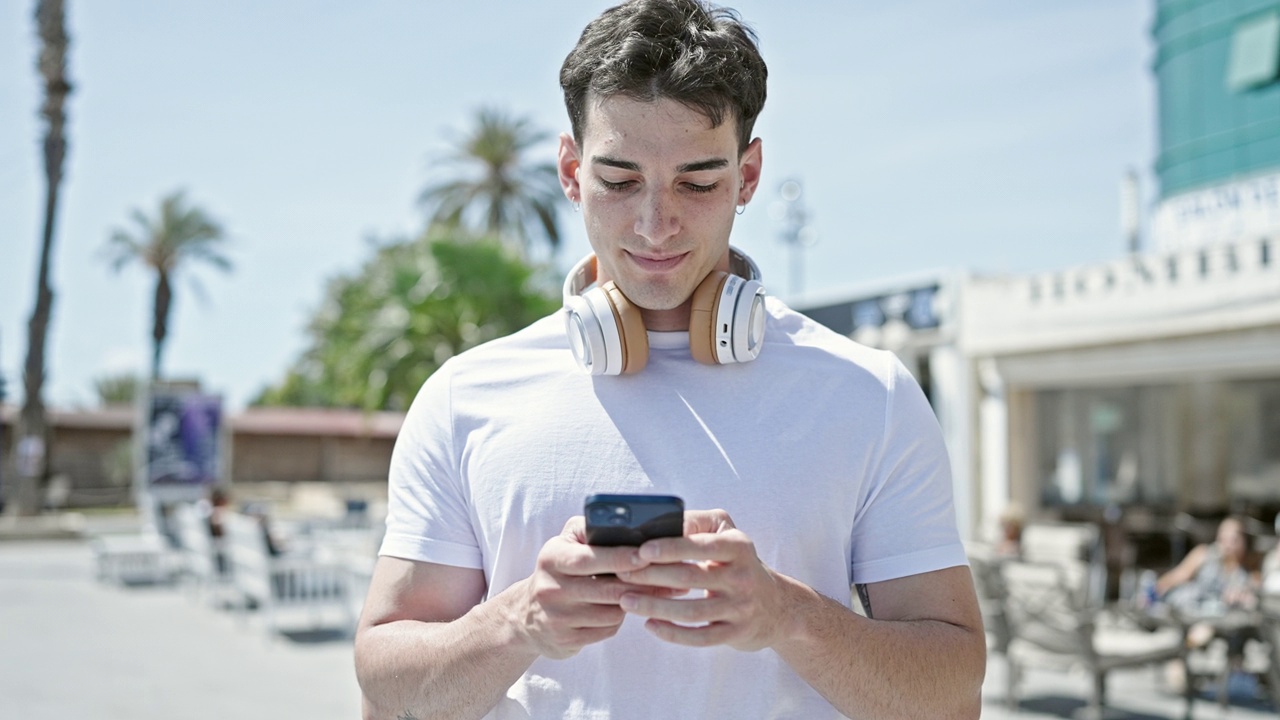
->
xmin=223 ymin=511 xmax=355 ymax=637
xmin=967 ymin=543 xmax=1012 ymax=655
xmin=1001 ymin=557 xmax=1194 ymax=719
xmin=91 ymin=530 xmax=174 ymax=586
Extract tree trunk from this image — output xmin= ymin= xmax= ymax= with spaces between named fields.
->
xmin=10 ymin=0 xmax=71 ymax=516
xmin=152 ymin=270 xmax=172 ymax=380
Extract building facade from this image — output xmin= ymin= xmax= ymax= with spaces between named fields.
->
xmin=0 ymin=405 xmax=402 ymax=508
xmin=1151 ymin=0 xmax=1280 ymax=250
xmin=798 ymin=1 xmax=1280 ymax=560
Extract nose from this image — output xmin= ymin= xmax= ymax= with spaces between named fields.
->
xmin=633 ymin=187 xmax=680 ymax=246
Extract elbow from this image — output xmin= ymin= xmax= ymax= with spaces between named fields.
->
xmin=361 ymin=695 xmax=414 ymax=720
xmin=947 ymin=623 xmax=987 ymax=719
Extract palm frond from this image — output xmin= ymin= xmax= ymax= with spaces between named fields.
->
xmin=419 ymin=106 xmax=563 ymax=255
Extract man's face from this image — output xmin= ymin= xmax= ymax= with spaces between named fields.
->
xmin=558 ymin=95 xmax=762 ymax=331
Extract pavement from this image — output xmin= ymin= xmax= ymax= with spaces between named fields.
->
xmin=0 ymin=528 xmax=1276 ymax=719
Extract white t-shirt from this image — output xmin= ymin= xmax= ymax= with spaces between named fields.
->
xmin=381 ymin=298 xmax=967 ymax=720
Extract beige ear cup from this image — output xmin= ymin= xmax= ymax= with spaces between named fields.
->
xmin=563 ymin=247 xmax=765 ymax=374
xmin=602 ymin=281 xmax=649 ymax=374
xmin=688 ymin=271 xmax=729 ymax=365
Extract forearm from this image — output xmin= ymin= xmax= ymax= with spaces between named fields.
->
xmin=355 ymin=585 xmax=538 ymax=720
xmin=772 ymin=577 xmax=986 ymax=720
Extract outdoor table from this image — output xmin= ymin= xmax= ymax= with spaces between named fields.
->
xmin=1142 ymin=603 xmax=1265 ymax=708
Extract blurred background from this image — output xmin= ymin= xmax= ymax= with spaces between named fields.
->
xmin=1 ymin=0 xmax=1280 ymax=716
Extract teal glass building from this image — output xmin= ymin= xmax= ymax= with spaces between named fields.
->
xmin=1153 ymin=0 xmax=1280 ymax=196
xmin=1150 ymin=0 xmax=1280 ymax=250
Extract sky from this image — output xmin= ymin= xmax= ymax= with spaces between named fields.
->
xmin=0 ymin=1 xmax=1157 ymax=411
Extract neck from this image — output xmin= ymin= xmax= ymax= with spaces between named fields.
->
xmin=640 ymin=298 xmax=694 ymax=331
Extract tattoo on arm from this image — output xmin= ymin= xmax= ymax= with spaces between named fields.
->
xmin=855 ymin=583 xmax=873 ymax=618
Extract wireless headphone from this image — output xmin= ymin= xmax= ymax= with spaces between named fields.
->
xmin=562 ymin=247 xmax=767 ymax=375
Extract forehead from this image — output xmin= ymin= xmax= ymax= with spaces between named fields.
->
xmin=580 ymin=95 xmax=738 ymax=166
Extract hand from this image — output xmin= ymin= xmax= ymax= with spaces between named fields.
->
xmin=512 ymin=516 xmax=675 ymax=659
xmin=614 ymin=509 xmax=793 ymax=652
xmin=1222 ymin=585 xmax=1258 ymax=610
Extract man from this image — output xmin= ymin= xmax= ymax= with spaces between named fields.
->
xmin=354 ymin=1 xmax=986 ymax=718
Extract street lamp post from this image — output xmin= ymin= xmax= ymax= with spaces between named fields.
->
xmin=773 ymin=178 xmax=816 ymax=299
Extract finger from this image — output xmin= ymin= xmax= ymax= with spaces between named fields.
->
xmin=620 ymin=592 xmax=726 ymax=625
xmin=561 ymin=602 xmax=629 ymax=629
xmin=638 ymin=529 xmax=749 ymax=564
xmin=617 ymin=562 xmax=711 ymax=590
xmin=643 ymin=619 xmax=736 ymax=648
xmin=544 ymin=535 xmax=646 ymax=577
xmin=561 ymin=515 xmax=587 ymax=541
xmin=564 ymin=573 xmax=681 ymax=605
xmin=681 ymin=509 xmax=736 ymax=535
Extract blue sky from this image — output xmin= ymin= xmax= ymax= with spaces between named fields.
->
xmin=0 ymin=1 xmax=1156 ymax=410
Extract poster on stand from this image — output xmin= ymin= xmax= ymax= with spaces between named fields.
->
xmin=145 ymin=389 xmax=222 ymax=500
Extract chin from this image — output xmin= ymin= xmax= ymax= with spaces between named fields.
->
xmin=617 ymin=279 xmax=690 ymax=312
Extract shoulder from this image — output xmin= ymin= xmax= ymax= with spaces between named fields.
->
xmin=431 ymin=312 xmax=568 ymax=382
xmin=1187 ymin=543 xmax=1213 ymax=566
xmin=761 ymin=297 xmax=913 ymax=391
xmin=399 ymin=312 xmax=567 ymax=422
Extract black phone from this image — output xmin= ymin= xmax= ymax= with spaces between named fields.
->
xmin=584 ymin=493 xmax=684 ymax=547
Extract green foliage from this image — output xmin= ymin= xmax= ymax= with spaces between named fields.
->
xmin=419 ymin=107 xmax=565 ymax=257
xmin=94 ymin=373 xmax=141 ymax=406
xmin=254 ymin=231 xmax=559 ymax=411
xmin=101 ymin=439 xmax=134 ymax=488
xmin=104 ymin=189 xmax=232 ymax=379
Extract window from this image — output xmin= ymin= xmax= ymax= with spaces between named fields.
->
xmin=1227 ymin=12 xmax=1280 ymax=91
xmin=1035 ymin=386 xmax=1179 ymax=509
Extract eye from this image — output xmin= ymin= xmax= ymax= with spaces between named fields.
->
xmin=685 ymin=182 xmax=719 ymax=194
xmin=599 ymin=178 xmax=636 ymax=192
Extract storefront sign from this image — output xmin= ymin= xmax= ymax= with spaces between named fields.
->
xmin=1152 ymin=171 xmax=1280 ymax=251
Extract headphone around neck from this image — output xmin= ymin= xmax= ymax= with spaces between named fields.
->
xmin=562 ymin=247 xmax=767 ymax=375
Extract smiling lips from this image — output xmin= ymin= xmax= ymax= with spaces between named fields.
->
xmin=626 ymin=251 xmax=688 ymax=272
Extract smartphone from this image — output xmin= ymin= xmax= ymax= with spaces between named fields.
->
xmin=584 ymin=493 xmax=684 ymax=547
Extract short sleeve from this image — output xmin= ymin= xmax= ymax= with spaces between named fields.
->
xmin=378 ymin=361 xmax=484 ymax=568
xmin=849 ymin=355 xmax=967 ymax=584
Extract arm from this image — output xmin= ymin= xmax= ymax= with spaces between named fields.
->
xmin=1155 ymin=544 xmax=1207 ymax=596
xmin=619 ymin=510 xmax=986 ymax=720
xmin=354 ymin=519 xmax=664 ymax=720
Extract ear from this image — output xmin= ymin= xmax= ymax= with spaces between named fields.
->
xmin=736 ymin=138 xmax=763 ymax=206
xmin=558 ymin=133 xmax=582 ymax=202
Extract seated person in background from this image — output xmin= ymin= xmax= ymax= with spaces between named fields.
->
xmin=1157 ymin=515 xmax=1262 ymax=650
xmin=995 ymin=503 xmax=1024 ymax=558
xmin=244 ymin=502 xmax=286 ymax=557
xmin=203 ymin=487 xmax=231 ymax=573
xmin=1158 ymin=515 xmax=1262 ymax=614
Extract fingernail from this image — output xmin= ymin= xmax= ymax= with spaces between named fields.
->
xmin=630 ymin=550 xmax=644 ymax=566
xmin=639 ymin=544 xmax=658 ymax=560
xmin=620 ymin=594 xmax=637 ymax=611
xmin=617 ymin=570 xmax=632 ymax=581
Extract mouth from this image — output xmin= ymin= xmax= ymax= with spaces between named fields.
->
xmin=625 ymin=251 xmax=689 ymax=272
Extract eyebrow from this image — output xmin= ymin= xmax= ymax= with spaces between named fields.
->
xmin=591 ymin=156 xmax=730 ymax=174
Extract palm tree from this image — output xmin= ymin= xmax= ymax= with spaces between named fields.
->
xmin=10 ymin=0 xmax=72 ymax=515
xmin=104 ymin=190 xmax=232 ymax=380
xmin=418 ymin=107 xmax=564 ymax=258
